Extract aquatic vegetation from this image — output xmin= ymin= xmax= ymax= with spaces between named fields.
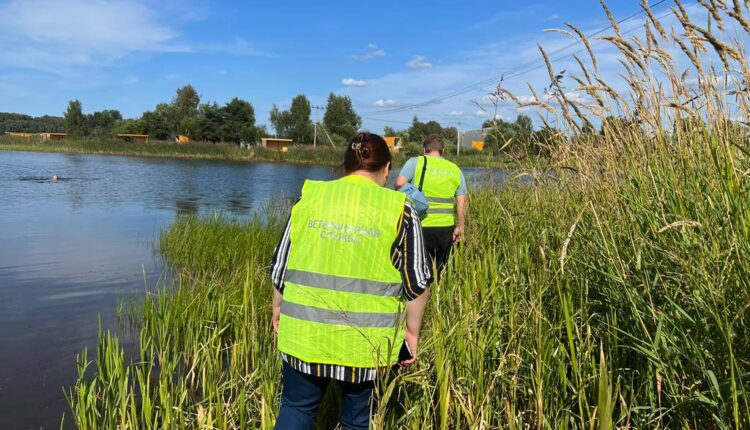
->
xmin=66 ymin=0 xmax=750 ymax=428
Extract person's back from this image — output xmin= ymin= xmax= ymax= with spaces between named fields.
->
xmin=396 ymin=136 xmax=467 ymax=275
xmin=278 ymin=175 xmax=407 ymax=368
xmin=271 ymin=132 xmax=432 ymax=430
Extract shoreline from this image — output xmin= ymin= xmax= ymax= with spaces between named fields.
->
xmin=0 ymin=139 xmax=543 ymax=169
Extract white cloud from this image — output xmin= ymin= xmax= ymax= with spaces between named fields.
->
xmin=340 ymin=2 xmax=721 ymax=132
xmin=351 ymin=43 xmax=386 ymax=61
xmin=0 ymin=0 xmax=267 ymax=76
xmin=516 ymin=95 xmax=538 ymax=104
xmin=449 ymin=110 xmax=464 ymax=116
xmin=341 ymin=78 xmax=368 ymax=87
xmin=407 ymin=55 xmax=433 ymax=69
xmin=373 ymin=99 xmax=397 ymax=107
xmin=475 ymin=110 xmax=503 ymax=120
xmin=0 ymin=0 xmax=184 ymax=71
xmin=547 ymin=14 xmax=561 ymax=21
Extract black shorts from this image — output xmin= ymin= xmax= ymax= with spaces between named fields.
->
xmin=422 ymin=226 xmax=455 ymax=275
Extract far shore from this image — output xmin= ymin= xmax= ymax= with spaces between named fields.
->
xmin=0 ymin=138 xmax=542 ymax=169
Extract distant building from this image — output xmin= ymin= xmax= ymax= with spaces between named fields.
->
xmin=461 ymin=129 xmax=490 ymax=152
xmin=40 ymin=132 xmax=67 ymax=141
xmin=383 ymin=136 xmax=402 ymax=149
xmin=260 ymin=137 xmax=293 ymax=151
xmin=116 ymin=134 xmax=150 ymax=143
xmin=5 ymin=132 xmax=35 ymax=139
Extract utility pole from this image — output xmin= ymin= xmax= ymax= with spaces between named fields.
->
xmin=456 ymin=122 xmax=462 ymax=156
xmin=312 ymin=105 xmax=324 ymax=147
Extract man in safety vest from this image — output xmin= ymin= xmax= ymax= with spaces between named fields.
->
xmin=395 ymin=135 xmax=467 ymax=275
xmin=271 ymin=132 xmax=432 ymax=429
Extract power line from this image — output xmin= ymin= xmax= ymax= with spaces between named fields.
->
xmin=360 ymin=116 xmax=414 ymax=125
xmin=363 ymin=0 xmax=672 ymax=116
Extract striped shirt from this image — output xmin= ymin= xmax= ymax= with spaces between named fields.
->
xmin=270 ymin=201 xmax=432 ymax=383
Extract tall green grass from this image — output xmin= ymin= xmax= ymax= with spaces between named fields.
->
xmin=65 ymin=1 xmax=750 ymax=428
xmin=67 ymin=127 xmax=750 ymax=428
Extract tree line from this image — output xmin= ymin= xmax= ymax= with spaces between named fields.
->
xmin=60 ymin=85 xmax=365 ymax=145
xmin=0 ymin=113 xmax=65 ymax=134
xmin=3 ymin=84 xmax=560 ymax=154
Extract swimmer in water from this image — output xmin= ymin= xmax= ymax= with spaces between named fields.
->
xmin=52 ymin=175 xmax=59 ymax=182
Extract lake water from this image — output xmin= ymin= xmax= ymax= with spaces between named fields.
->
xmin=0 ymin=151 xmax=504 ymax=429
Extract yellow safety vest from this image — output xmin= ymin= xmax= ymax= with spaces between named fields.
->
xmin=277 ymin=175 xmax=406 ymax=368
xmin=414 ymin=156 xmax=462 ymax=227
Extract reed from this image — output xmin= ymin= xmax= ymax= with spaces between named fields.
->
xmin=66 ymin=1 xmax=750 ymax=428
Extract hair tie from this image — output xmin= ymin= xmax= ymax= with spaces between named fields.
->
xmin=351 ymin=142 xmax=362 ymax=151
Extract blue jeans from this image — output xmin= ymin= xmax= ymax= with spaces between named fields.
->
xmin=274 ymin=361 xmax=375 ymax=430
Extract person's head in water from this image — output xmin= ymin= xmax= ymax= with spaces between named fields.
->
xmin=423 ymin=135 xmax=444 ymax=156
xmin=343 ymin=132 xmax=392 ymax=187
xmin=52 ymin=175 xmax=59 ymax=182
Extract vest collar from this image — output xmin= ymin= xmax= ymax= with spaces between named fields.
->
xmin=342 ymin=174 xmax=380 ymax=187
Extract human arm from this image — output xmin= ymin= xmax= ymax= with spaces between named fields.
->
xmin=453 ymin=171 xmax=468 ymax=243
xmin=395 ymin=202 xmax=433 ymax=366
xmin=272 ymin=288 xmax=282 ymax=333
xmin=402 ymin=290 xmax=429 ymax=366
xmin=453 ymin=194 xmax=467 ymax=243
xmin=270 ymin=217 xmax=292 ymax=332
xmin=394 ymin=157 xmax=417 ymax=190
xmin=395 ymin=175 xmax=409 ymax=189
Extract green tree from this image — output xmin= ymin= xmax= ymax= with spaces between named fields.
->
xmin=111 ymin=118 xmax=145 ymax=136
xmin=383 ymin=126 xmax=399 ymax=137
xmin=87 ymin=109 xmax=123 ymax=137
xmin=323 ymin=93 xmax=361 ymax=144
xmin=220 ymin=98 xmax=257 ymax=143
xmin=64 ymin=100 xmax=87 ymax=138
xmin=482 ymin=114 xmax=535 ymax=153
xmin=172 ymin=85 xmax=200 ymax=133
xmin=179 ymin=116 xmax=200 ymax=138
xmin=0 ymin=113 xmax=64 ymax=133
xmin=255 ymin=124 xmax=269 ymax=140
xmin=270 ymin=95 xmax=313 ymax=144
xmin=288 ymin=95 xmax=313 ymax=144
xmin=198 ymin=103 xmax=223 ymax=143
xmin=141 ymin=103 xmax=174 ymax=140
xmin=405 ymin=116 xmax=456 ymax=147
xmin=269 ymin=104 xmax=291 ymax=137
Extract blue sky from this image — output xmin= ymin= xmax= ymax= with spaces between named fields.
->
xmin=0 ymin=1 xmax=696 ymax=132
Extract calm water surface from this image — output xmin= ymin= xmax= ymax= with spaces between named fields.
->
xmin=0 ymin=151 xmax=503 ymax=429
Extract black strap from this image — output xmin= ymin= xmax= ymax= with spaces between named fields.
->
xmin=418 ymin=156 xmax=427 ymax=191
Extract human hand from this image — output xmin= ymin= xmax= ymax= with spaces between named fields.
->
xmin=400 ymin=331 xmax=419 ymax=367
xmin=452 ymin=225 xmax=464 ymax=243
xmin=272 ymin=306 xmax=281 ymax=333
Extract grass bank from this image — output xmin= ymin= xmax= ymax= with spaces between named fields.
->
xmin=0 ymin=137 xmax=533 ymax=168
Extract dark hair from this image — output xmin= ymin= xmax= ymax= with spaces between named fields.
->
xmin=343 ymin=132 xmax=392 ymax=174
xmin=423 ymin=135 xmax=444 ymax=153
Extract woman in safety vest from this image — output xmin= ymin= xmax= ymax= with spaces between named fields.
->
xmin=270 ymin=132 xmax=433 ymax=429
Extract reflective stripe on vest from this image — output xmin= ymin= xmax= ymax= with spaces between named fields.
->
xmin=277 ymin=175 xmax=406 ymax=368
xmin=427 ymin=197 xmax=455 ymax=204
xmin=285 ymin=269 xmax=402 ymax=297
xmin=427 ymin=208 xmax=455 ymax=215
xmin=414 ymin=156 xmax=462 ymax=227
xmin=281 ymin=301 xmax=401 ymax=328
